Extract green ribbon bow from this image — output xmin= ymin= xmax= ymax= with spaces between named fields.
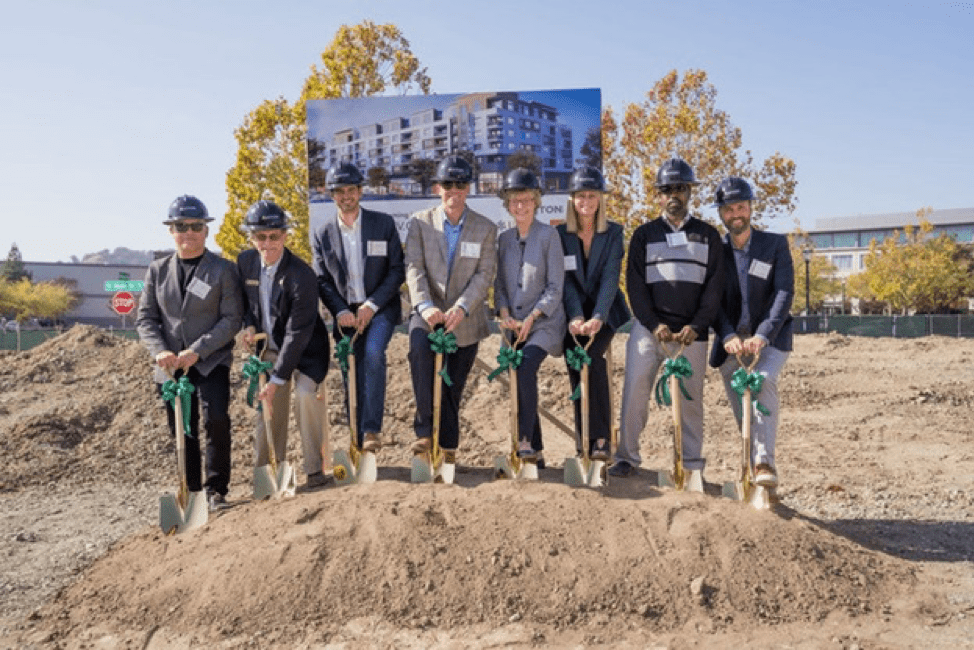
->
xmin=730 ymin=367 xmax=771 ymax=416
xmin=241 ymin=355 xmax=274 ymax=408
xmin=428 ymin=329 xmax=458 ymax=387
xmin=654 ymin=355 xmax=694 ymax=407
xmin=161 ymin=376 xmax=195 ymax=438
xmin=565 ymin=344 xmax=592 ymax=401
xmin=334 ymin=334 xmax=352 ymax=375
xmin=488 ymin=345 xmax=523 ymax=381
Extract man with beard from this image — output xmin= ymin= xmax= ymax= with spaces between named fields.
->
xmin=708 ymin=177 xmax=794 ymax=490
xmin=609 ymin=158 xmax=723 ymax=492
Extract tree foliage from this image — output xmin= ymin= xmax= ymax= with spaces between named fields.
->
xmin=788 ymin=235 xmax=840 ymax=314
xmin=1 ymin=243 xmax=31 ymax=282
xmin=855 ymin=210 xmax=974 ymax=314
xmin=0 ymin=278 xmax=77 ymax=349
xmin=505 ymin=150 xmax=542 ymax=175
xmin=216 ymin=21 xmax=431 ymax=262
xmin=603 ymin=69 xmax=797 ymax=236
xmin=408 ymin=158 xmax=438 ymax=195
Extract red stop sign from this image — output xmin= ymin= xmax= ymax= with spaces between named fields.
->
xmin=112 ymin=291 xmax=136 ymax=315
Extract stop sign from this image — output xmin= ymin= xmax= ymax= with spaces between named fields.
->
xmin=112 ymin=291 xmax=136 ymax=315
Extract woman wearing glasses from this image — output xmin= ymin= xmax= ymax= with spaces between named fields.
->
xmin=557 ymin=167 xmax=631 ymax=462
xmin=494 ymin=167 xmax=566 ymax=465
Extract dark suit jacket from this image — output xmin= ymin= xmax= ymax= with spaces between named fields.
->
xmin=237 ymin=248 xmax=330 ymax=384
xmin=312 ymin=207 xmax=405 ymax=333
xmin=556 ymin=222 xmax=631 ymax=331
xmin=137 ymin=249 xmax=243 ymax=383
xmin=709 ymin=229 xmax=794 ymax=368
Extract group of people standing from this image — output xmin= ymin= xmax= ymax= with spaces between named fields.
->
xmin=137 ymin=153 xmax=793 ymax=511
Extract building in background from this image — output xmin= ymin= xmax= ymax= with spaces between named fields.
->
xmin=24 ymin=261 xmax=152 ymax=328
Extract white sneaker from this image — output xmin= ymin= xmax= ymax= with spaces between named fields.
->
xmin=686 ymin=469 xmax=704 ymax=493
xmin=754 ymin=464 xmax=778 ymax=488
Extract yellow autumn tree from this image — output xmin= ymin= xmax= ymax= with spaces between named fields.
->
xmin=787 ymin=234 xmax=840 ymax=314
xmin=857 ymin=209 xmax=974 ymax=314
xmin=0 ymin=278 xmax=77 ymax=350
xmin=216 ymin=21 xmax=431 ymax=262
xmin=604 ymin=69 xmax=797 ymax=236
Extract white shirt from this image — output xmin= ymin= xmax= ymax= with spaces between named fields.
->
xmin=338 ymin=208 xmax=367 ymax=304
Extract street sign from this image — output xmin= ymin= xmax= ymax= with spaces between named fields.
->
xmin=112 ymin=291 xmax=137 ymax=315
xmin=105 ymin=280 xmax=144 ymax=292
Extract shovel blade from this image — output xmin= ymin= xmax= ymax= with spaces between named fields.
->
xmin=333 ymin=449 xmax=357 ymax=486
xmin=253 ymin=461 xmax=297 ymax=500
xmin=722 ymin=480 xmax=747 ymax=501
xmin=563 ymin=457 xmax=587 ymax=487
xmin=277 ymin=461 xmax=297 ymax=497
xmin=749 ymin=485 xmax=772 ymax=510
xmin=356 ymin=451 xmax=377 ymax=484
xmin=587 ymin=460 xmax=606 ymax=488
xmin=435 ymin=462 xmax=455 ymax=485
xmin=517 ymin=460 xmax=539 ymax=481
xmin=493 ymin=454 xmax=515 ymax=480
xmin=159 ymin=490 xmax=207 ymax=535
xmin=411 ymin=455 xmax=434 ymax=483
xmin=656 ymin=468 xmax=676 ymax=489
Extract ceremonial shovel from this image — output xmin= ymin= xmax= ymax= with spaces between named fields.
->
xmin=251 ymin=334 xmax=296 ymax=500
xmin=721 ymin=351 xmax=772 ymax=510
xmin=564 ymin=334 xmax=604 ymax=487
xmin=333 ymin=328 xmax=377 ymax=485
xmin=493 ymin=330 xmax=537 ymax=480
xmin=159 ymin=370 xmax=208 ymax=534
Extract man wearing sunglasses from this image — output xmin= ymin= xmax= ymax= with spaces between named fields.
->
xmin=238 ymin=200 xmax=333 ymax=490
xmin=610 ymin=158 xmax=724 ymax=493
xmin=404 ymin=155 xmax=497 ymax=465
xmin=137 ymin=195 xmax=243 ymax=511
xmin=312 ymin=163 xmax=405 ymax=455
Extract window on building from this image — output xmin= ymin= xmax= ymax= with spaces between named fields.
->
xmin=831 ymin=254 xmax=854 ymax=270
xmin=810 ymin=234 xmax=832 ymax=248
xmin=831 ymin=232 xmax=858 ymax=248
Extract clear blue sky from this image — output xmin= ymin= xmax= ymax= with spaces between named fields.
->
xmin=2 ymin=0 xmax=971 ymax=262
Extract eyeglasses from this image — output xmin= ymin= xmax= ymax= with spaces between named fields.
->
xmin=658 ymin=184 xmax=689 ymax=195
xmin=172 ymin=223 xmax=206 ymax=233
xmin=439 ymin=182 xmax=468 ymax=190
xmin=251 ymin=231 xmax=284 ymax=242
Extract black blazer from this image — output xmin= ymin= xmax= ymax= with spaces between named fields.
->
xmin=237 ymin=247 xmax=330 ymax=384
xmin=709 ymin=229 xmax=794 ymax=368
xmin=312 ymin=207 xmax=405 ymax=333
xmin=556 ymin=222 xmax=631 ymax=331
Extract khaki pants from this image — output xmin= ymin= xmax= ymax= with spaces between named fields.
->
xmin=255 ymin=355 xmax=330 ymax=476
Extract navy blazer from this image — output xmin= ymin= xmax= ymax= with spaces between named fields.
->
xmin=237 ymin=248 xmax=331 ymax=384
xmin=709 ymin=229 xmax=794 ymax=368
xmin=556 ymin=222 xmax=631 ymax=331
xmin=312 ymin=207 xmax=405 ymax=331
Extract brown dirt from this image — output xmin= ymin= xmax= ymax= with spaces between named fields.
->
xmin=1 ymin=325 xmax=973 ymax=648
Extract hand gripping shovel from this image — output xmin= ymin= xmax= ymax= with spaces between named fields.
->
xmin=564 ymin=334 xmax=604 ymax=488
xmin=655 ymin=343 xmax=692 ymax=491
xmin=159 ymin=371 xmax=208 ymax=535
xmin=491 ymin=330 xmax=537 ymax=480
xmin=412 ymin=326 xmax=457 ymax=484
xmin=332 ymin=328 xmax=377 ymax=486
xmin=249 ymin=334 xmax=296 ymax=500
xmin=722 ymin=352 xmax=772 ymax=510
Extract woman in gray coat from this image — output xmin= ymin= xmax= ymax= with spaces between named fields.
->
xmin=494 ymin=168 xmax=566 ymax=460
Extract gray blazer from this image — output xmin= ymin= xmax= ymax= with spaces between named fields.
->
xmin=137 ymin=250 xmax=244 ymax=383
xmin=495 ymin=219 xmax=566 ymax=356
xmin=405 ymin=205 xmax=498 ymax=348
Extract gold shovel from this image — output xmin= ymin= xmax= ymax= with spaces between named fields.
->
xmin=493 ymin=329 xmax=536 ymax=480
xmin=411 ymin=326 xmax=451 ymax=483
xmin=333 ymin=328 xmax=377 ymax=485
xmin=656 ymin=342 xmax=689 ymax=491
xmin=159 ymin=370 xmax=207 ymax=534
xmin=721 ymin=351 xmax=772 ymax=509
xmin=251 ymin=334 xmax=296 ymax=500
xmin=564 ymin=334 xmax=602 ymax=487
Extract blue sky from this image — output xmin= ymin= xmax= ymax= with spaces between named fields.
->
xmin=2 ymin=0 xmax=971 ymax=262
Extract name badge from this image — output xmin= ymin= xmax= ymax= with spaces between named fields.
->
xmin=245 ymin=279 xmax=260 ymax=286
xmin=187 ymin=277 xmax=212 ymax=300
xmin=666 ymin=231 xmax=689 ymax=247
xmin=749 ymin=259 xmax=771 ymax=280
xmin=564 ymin=255 xmax=578 ymax=271
xmin=367 ymin=240 xmax=387 ymax=256
xmin=460 ymin=242 xmax=481 ymax=258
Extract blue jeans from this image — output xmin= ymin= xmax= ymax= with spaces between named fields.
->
xmin=336 ymin=311 xmax=395 ymax=445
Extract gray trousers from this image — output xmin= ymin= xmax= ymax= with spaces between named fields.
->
xmin=615 ymin=320 xmax=708 ymax=471
xmin=255 ymin=360 xmax=329 ymax=477
xmin=718 ymin=346 xmax=789 ymax=469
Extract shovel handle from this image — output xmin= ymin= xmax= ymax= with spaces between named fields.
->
xmin=163 ymin=369 xmax=191 ymax=508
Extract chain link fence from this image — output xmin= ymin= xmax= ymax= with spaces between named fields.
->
xmin=794 ymin=314 xmax=974 ymax=338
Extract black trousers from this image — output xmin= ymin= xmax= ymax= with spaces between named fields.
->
xmin=160 ymin=365 xmax=232 ymax=496
xmin=515 ymin=344 xmax=547 ymax=452
xmin=563 ymin=326 xmax=615 ymax=455
xmin=408 ymin=327 xmax=478 ymax=450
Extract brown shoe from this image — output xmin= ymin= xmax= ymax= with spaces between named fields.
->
xmin=410 ymin=437 xmax=431 ymax=455
xmin=754 ymin=463 xmax=778 ymax=488
xmin=305 ymin=472 xmax=334 ymax=489
xmin=362 ymin=433 xmax=382 ymax=453
xmin=442 ymin=449 xmax=457 ymax=464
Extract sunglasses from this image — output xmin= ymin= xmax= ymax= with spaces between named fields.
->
xmin=251 ymin=231 xmax=284 ymax=243
xmin=439 ymin=182 xmax=468 ymax=190
xmin=658 ymin=184 xmax=689 ymax=195
xmin=172 ymin=223 xmax=206 ymax=233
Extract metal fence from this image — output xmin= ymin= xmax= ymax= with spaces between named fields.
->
xmin=0 ymin=327 xmax=140 ymax=351
xmin=793 ymin=314 xmax=974 ymax=338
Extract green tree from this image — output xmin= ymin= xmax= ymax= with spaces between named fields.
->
xmin=604 ymin=69 xmax=797 ymax=235
xmin=216 ymin=21 xmax=431 ymax=262
xmin=1 ymin=243 xmax=31 ymax=282
xmin=575 ymin=126 xmax=602 ymax=169
xmin=788 ymin=236 xmax=840 ymax=314
xmin=505 ymin=150 xmax=542 ymax=176
xmin=0 ymin=279 xmax=76 ymax=350
xmin=856 ymin=210 xmax=974 ymax=314
xmin=366 ymin=166 xmax=389 ymax=194
xmin=408 ymin=158 xmax=438 ymax=195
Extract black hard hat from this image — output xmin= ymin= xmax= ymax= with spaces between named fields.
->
xmin=242 ymin=200 xmax=289 ymax=231
xmin=502 ymin=167 xmax=542 ymax=193
xmin=713 ymin=177 xmax=755 ymax=207
xmin=654 ymin=157 xmax=699 ymax=187
xmin=326 ymin=163 xmax=364 ymax=190
xmin=433 ymin=156 xmax=473 ymax=184
xmin=569 ymin=166 xmax=605 ymax=193
xmin=165 ymin=195 xmax=211 ymax=224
